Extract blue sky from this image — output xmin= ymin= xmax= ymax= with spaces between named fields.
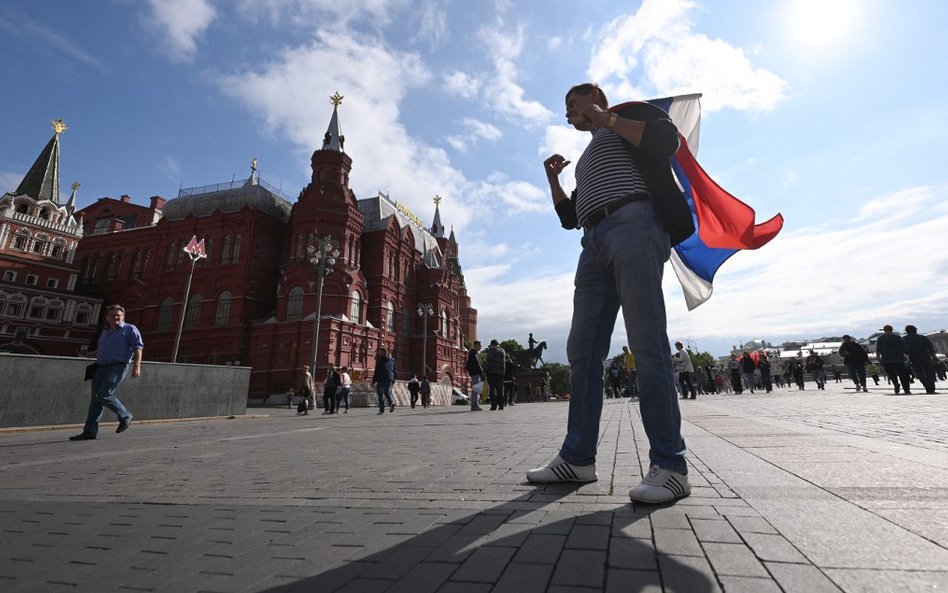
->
xmin=3 ymin=0 xmax=948 ymax=361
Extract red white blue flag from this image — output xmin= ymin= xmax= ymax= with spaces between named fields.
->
xmin=648 ymin=94 xmax=784 ymax=310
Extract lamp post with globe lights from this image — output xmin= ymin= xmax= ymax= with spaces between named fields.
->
xmin=307 ymin=233 xmax=341 ymax=375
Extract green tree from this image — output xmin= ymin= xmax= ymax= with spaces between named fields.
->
xmin=500 ymin=339 xmax=523 ymax=354
xmin=690 ymin=350 xmax=716 ymax=370
xmin=542 ymin=362 xmax=571 ymax=395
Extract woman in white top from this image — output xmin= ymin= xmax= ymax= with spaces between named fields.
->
xmin=337 ymin=366 xmax=353 ymax=413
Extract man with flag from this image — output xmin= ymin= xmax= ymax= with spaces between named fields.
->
xmin=527 ymin=82 xmax=691 ymax=503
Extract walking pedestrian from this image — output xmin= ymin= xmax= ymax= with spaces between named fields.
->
xmin=324 ymin=364 xmax=340 ymax=414
xmin=298 ymin=365 xmax=313 ymax=415
xmin=876 ymin=325 xmax=912 ymax=394
xmin=70 ymin=305 xmax=142 ymax=441
xmin=484 ymin=339 xmax=506 ymax=410
xmin=904 ymin=325 xmax=937 ymax=394
xmin=372 ymin=347 xmax=397 ymax=413
xmin=337 ymin=366 xmax=352 ymax=413
xmin=466 ymin=340 xmax=485 ymax=411
xmin=839 ymin=335 xmax=869 ymax=392
xmin=420 ymin=375 xmax=432 ymax=408
xmin=407 ymin=374 xmax=421 ymax=409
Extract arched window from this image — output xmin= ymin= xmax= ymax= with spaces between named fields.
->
xmin=14 ymin=202 xmax=28 ymax=214
xmin=286 ymin=287 xmax=304 ymax=321
xmin=221 ymin=236 xmax=231 ymax=265
xmin=28 ymin=297 xmax=47 ymax=319
xmin=231 ymin=235 xmax=241 ymax=263
xmin=441 ymin=310 xmax=449 ymax=335
xmin=350 ymin=291 xmax=362 ymax=323
xmin=166 ymin=244 xmax=176 ymax=270
xmin=74 ymin=303 xmax=92 ymax=325
xmin=184 ymin=294 xmax=202 ymax=328
xmin=38 ymin=209 xmax=50 ymax=220
xmin=13 ymin=230 xmax=30 ymax=251
xmin=32 ymin=234 xmax=50 ymax=255
xmin=295 ymin=234 xmax=304 ymax=260
xmin=51 ymin=239 xmax=66 ymax=259
xmin=215 ymin=291 xmax=232 ymax=326
xmin=157 ymin=297 xmax=174 ymax=331
xmin=106 ymin=253 xmax=119 ymax=280
xmin=45 ymin=299 xmax=64 ymax=321
xmin=386 ymin=301 xmax=395 ymax=332
xmin=4 ymin=295 xmax=27 ymax=318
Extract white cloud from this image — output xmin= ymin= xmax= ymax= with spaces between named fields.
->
xmin=588 ymin=0 xmax=786 ymax=113
xmin=144 ymin=0 xmax=217 ymax=63
xmin=446 ymin=118 xmax=502 ymax=151
xmin=547 ymin=36 xmax=563 ymax=51
xmin=0 ymin=10 xmax=105 ymax=71
xmin=477 ymin=22 xmax=555 ymax=125
xmin=233 ymin=0 xmax=399 ymax=27
xmin=443 ymin=71 xmax=482 ymax=100
xmin=412 ymin=0 xmax=448 ymax=45
xmin=157 ymin=156 xmax=181 ymax=182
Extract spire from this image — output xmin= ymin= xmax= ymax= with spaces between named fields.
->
xmin=430 ymin=194 xmax=444 ymax=238
xmin=15 ymin=119 xmax=66 ymax=203
xmin=243 ymin=156 xmax=259 ymax=187
xmin=321 ymin=92 xmax=345 ymax=152
xmin=65 ymin=181 xmax=80 ymax=213
xmin=449 ymin=225 xmax=456 ymax=243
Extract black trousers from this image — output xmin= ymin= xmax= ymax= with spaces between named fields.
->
xmin=910 ymin=357 xmax=936 ymax=393
xmin=487 ymin=373 xmax=505 ymax=409
xmin=883 ymin=363 xmax=912 ymax=393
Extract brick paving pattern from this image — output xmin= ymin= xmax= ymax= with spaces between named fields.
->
xmin=1 ymin=380 xmax=947 ymax=592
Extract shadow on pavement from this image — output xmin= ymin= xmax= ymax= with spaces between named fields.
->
xmin=256 ymin=488 xmax=715 ymax=593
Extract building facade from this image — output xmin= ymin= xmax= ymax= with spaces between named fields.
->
xmin=73 ymin=96 xmax=478 ymax=397
xmin=0 ymin=121 xmax=102 ymax=355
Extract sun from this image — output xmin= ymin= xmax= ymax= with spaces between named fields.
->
xmin=785 ymin=0 xmax=859 ymax=49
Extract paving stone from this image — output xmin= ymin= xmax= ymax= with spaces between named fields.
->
xmin=653 ymin=528 xmax=703 ymax=557
xmin=549 ymin=549 xmax=605 ymax=588
xmin=742 ymin=532 xmax=809 ymax=563
xmin=657 ymin=554 xmax=722 ymax=593
xmin=512 ymin=534 xmax=566 ymax=565
xmin=491 ymin=562 xmax=555 ymax=593
xmin=604 ymin=568 xmax=662 ymax=593
xmin=718 ymin=575 xmax=784 ymax=593
xmin=564 ymin=524 xmax=610 ymax=550
xmin=450 ymin=545 xmax=516 ymax=583
xmin=765 ymin=562 xmax=844 ymax=593
xmin=690 ymin=518 xmax=742 ymax=543
xmin=607 ymin=537 xmax=656 ymax=570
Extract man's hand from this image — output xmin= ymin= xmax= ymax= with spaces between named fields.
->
xmin=131 ymin=366 xmax=142 ymax=379
xmin=569 ymin=103 xmax=609 ymax=132
xmin=544 ymin=154 xmax=571 ymax=180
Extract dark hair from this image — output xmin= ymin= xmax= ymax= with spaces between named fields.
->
xmin=905 ymin=325 xmax=918 ymax=334
xmin=106 ymin=304 xmax=125 ymax=313
xmin=566 ymin=82 xmax=608 ymax=108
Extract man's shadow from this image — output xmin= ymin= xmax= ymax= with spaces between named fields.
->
xmin=256 ymin=485 xmax=715 ymax=592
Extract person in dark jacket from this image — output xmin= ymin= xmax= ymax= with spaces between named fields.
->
xmin=839 ymin=335 xmax=869 ymax=392
xmin=904 ymin=325 xmax=937 ymax=394
xmin=420 ymin=375 xmax=432 ymax=408
xmin=804 ymin=350 xmax=826 ymax=390
xmin=740 ymin=351 xmax=757 ymax=394
xmin=466 ymin=341 xmax=484 ymax=411
xmin=323 ymin=364 xmax=340 ymax=414
xmin=504 ymin=354 xmax=518 ymax=406
xmin=483 ymin=340 xmax=507 ymax=410
xmin=372 ymin=347 xmax=397 ymax=413
xmin=876 ymin=325 xmax=912 ymax=394
xmin=407 ymin=374 xmax=421 ymax=409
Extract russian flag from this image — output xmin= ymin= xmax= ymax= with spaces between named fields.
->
xmin=647 ymin=94 xmax=784 ymax=310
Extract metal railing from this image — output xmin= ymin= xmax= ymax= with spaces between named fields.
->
xmin=177 ymin=176 xmax=291 ymax=201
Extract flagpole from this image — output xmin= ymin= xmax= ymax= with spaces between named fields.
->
xmin=172 ymin=236 xmax=206 ymax=363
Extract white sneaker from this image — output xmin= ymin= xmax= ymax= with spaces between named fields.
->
xmin=629 ymin=466 xmax=691 ymax=503
xmin=526 ymin=456 xmax=597 ymax=483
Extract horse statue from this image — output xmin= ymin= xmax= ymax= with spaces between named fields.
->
xmin=512 ymin=341 xmax=547 ymax=369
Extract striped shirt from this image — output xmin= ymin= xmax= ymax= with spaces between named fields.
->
xmin=574 ymin=128 xmax=649 ymax=227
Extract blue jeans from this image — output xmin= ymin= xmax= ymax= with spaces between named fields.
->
xmin=376 ymin=382 xmax=394 ymax=411
xmin=561 ymin=202 xmax=687 ymax=474
xmin=83 ymin=363 xmax=132 ymax=437
xmin=337 ymin=387 xmax=351 ymax=411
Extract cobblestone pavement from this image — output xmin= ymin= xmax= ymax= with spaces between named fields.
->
xmin=2 ymin=380 xmax=947 ymax=592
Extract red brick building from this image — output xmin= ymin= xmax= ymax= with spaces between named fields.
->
xmin=74 ymin=97 xmax=478 ymax=397
xmin=0 ymin=121 xmax=102 ymax=355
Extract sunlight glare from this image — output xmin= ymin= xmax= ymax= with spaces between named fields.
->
xmin=786 ymin=0 xmax=858 ymax=49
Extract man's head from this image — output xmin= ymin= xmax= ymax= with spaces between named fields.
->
xmin=622 ymin=346 xmax=629 ymax=353
xmin=883 ymin=324 xmax=894 ymax=333
xmin=472 ymin=340 xmax=481 ymax=350
xmin=842 ymin=335 xmax=852 ymax=342
xmin=106 ymin=304 xmax=125 ymax=327
xmin=490 ymin=339 xmax=499 ymax=347
xmin=379 ymin=347 xmax=388 ymax=357
xmin=565 ymin=82 xmax=608 ymax=129
xmin=905 ymin=325 xmax=918 ymax=334
xmin=675 ymin=341 xmax=684 ymax=350
xmin=809 ymin=349 xmax=815 ymax=355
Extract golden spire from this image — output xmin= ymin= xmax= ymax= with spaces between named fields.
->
xmin=71 ymin=181 xmax=81 ymax=191
xmin=433 ymin=194 xmax=442 ymax=206
xmin=330 ymin=92 xmax=344 ymax=107
xmin=251 ymin=157 xmax=258 ymax=171
xmin=51 ymin=119 xmax=68 ymax=135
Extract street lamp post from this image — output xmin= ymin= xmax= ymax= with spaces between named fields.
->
xmin=307 ymin=232 xmax=340 ymax=376
xmin=172 ymin=236 xmax=206 ymax=363
xmin=417 ymin=303 xmax=435 ymax=377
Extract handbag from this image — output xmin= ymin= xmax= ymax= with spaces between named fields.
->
xmin=84 ymin=363 xmax=98 ymax=381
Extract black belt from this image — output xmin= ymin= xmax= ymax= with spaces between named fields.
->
xmin=581 ymin=193 xmax=650 ymax=230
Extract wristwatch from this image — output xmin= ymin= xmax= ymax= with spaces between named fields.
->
xmin=607 ymin=112 xmax=619 ymax=130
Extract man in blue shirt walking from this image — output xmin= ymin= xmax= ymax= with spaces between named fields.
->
xmin=70 ymin=304 xmax=143 ymax=440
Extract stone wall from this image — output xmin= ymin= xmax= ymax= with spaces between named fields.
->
xmin=0 ymin=353 xmax=249 ymax=428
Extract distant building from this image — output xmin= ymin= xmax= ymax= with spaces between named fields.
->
xmin=0 ymin=121 xmax=101 ymax=355
xmin=73 ymin=95 xmax=478 ymax=397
